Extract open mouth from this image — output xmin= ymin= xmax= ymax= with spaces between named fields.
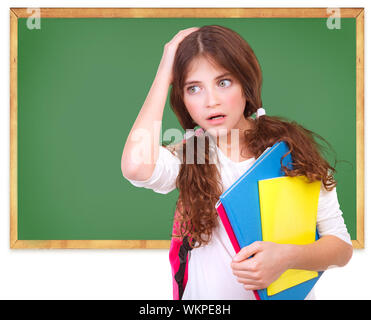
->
xmin=207 ymin=114 xmax=226 ymax=120
xmin=207 ymin=114 xmax=227 ymax=125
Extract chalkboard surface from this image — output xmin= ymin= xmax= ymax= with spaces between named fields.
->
xmin=10 ymin=8 xmax=364 ymax=248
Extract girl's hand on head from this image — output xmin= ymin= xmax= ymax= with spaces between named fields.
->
xmin=230 ymin=241 xmax=291 ymax=291
xmin=157 ymin=27 xmax=200 ymax=85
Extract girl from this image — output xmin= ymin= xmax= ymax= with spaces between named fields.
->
xmin=121 ymin=25 xmax=353 ymax=300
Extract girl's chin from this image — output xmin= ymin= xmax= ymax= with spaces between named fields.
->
xmin=204 ymin=126 xmax=231 ymax=138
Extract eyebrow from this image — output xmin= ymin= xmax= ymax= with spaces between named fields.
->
xmin=184 ymin=72 xmax=232 ymax=87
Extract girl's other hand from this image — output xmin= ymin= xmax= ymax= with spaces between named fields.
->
xmin=230 ymin=241 xmax=291 ymax=291
xmin=157 ymin=27 xmax=200 ymax=85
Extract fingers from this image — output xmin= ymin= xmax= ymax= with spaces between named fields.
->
xmin=231 ymin=270 xmax=260 ymax=280
xmin=230 ymin=242 xmax=273 ymax=292
xmin=176 ymin=27 xmax=200 ymax=36
xmin=243 ymin=284 xmax=262 ymax=291
xmin=231 ymin=259 xmax=257 ymax=272
xmin=168 ymin=27 xmax=199 ymax=46
xmin=232 ymin=241 xmax=263 ymax=262
xmin=232 ymin=269 xmax=266 ymax=291
xmin=159 ymin=27 xmax=200 ymax=82
xmin=234 ymin=273 xmax=265 ymax=291
xmin=230 ymin=245 xmax=264 ymax=290
xmin=231 ymin=260 xmax=262 ymax=280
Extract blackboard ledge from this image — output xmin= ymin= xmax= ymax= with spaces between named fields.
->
xmin=10 ymin=240 xmax=171 ymax=249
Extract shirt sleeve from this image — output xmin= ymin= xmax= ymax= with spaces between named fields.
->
xmin=125 ymin=145 xmax=181 ymax=194
xmin=316 ymin=184 xmax=352 ymax=246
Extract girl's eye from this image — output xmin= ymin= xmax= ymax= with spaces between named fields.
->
xmin=186 ymin=79 xmax=232 ymax=94
xmin=187 ymin=86 xmax=200 ymax=94
xmin=219 ymin=79 xmax=232 ymax=87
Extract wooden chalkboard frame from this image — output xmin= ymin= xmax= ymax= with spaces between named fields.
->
xmin=10 ymin=7 xmax=364 ymax=249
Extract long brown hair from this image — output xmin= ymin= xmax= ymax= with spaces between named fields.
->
xmin=166 ymin=25 xmax=337 ymax=248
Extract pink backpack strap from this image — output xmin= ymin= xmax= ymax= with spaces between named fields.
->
xmin=169 ymin=209 xmax=192 ymax=300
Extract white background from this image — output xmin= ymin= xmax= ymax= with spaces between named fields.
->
xmin=1 ymin=0 xmax=369 ymax=300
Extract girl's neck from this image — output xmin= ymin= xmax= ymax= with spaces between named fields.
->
xmin=217 ymin=117 xmax=255 ymax=161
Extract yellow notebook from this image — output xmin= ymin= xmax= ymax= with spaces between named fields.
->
xmin=258 ymin=176 xmax=321 ymax=296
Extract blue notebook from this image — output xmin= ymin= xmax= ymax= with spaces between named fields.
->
xmin=215 ymin=141 xmax=323 ymax=300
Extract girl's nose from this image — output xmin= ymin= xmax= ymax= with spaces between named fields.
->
xmin=205 ymin=87 xmax=220 ymax=108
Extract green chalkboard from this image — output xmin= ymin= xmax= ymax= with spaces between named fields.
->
xmin=11 ymin=9 xmax=363 ymax=248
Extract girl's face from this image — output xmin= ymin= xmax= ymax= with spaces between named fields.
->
xmin=183 ymin=56 xmax=249 ymax=138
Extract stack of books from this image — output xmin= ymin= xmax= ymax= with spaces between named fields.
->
xmin=215 ymin=141 xmax=323 ymax=300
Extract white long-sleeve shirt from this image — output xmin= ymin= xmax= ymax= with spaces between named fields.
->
xmin=125 ymin=143 xmax=352 ymax=300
